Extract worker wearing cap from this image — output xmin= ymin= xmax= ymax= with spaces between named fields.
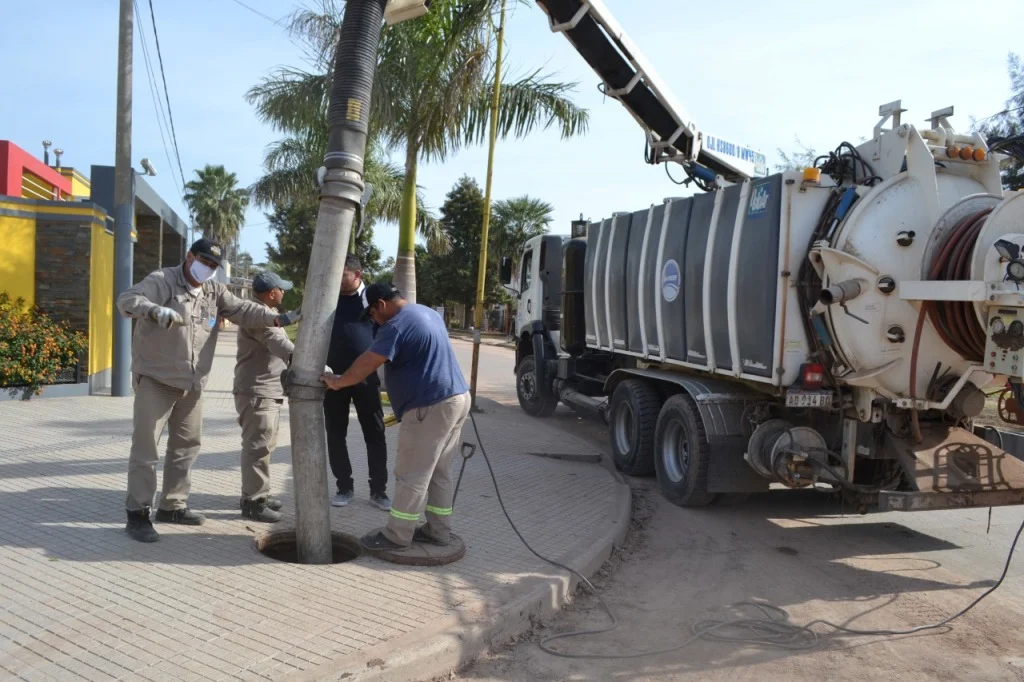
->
xmin=233 ymin=272 xmax=296 ymax=524
xmin=322 ymin=282 xmax=470 ymax=551
xmin=117 ymin=238 xmax=299 ymax=543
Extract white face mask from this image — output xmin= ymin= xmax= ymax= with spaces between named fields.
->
xmin=189 ymin=260 xmax=217 ymax=284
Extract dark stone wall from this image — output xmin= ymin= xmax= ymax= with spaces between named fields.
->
xmin=34 ymin=221 xmax=93 ymax=371
xmin=135 ymin=215 xmax=185 ymax=282
xmin=134 ymin=215 xmax=161 ymax=283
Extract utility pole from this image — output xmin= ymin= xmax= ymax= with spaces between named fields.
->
xmin=287 ymin=0 xmax=391 ymax=564
xmin=111 ymin=0 xmax=134 ymax=397
xmin=469 ymin=0 xmax=508 ymax=412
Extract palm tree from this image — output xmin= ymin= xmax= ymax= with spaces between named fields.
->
xmin=182 ymin=165 xmax=250 ymax=245
xmin=490 ymin=195 xmax=552 ymax=333
xmin=280 ymin=0 xmax=589 ymax=302
xmin=490 ymin=195 xmax=553 ymax=261
xmin=245 ymin=6 xmax=451 ymax=255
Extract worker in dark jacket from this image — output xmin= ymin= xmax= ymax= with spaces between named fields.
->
xmin=323 ymin=255 xmax=391 ymax=511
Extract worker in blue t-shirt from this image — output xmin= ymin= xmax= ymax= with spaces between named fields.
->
xmin=321 ymin=282 xmax=470 ymax=551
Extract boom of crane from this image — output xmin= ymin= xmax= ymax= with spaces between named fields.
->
xmin=535 ymin=0 xmax=767 ymax=186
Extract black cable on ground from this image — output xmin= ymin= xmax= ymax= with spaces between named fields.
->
xmin=465 ymin=411 xmax=1024 ymax=659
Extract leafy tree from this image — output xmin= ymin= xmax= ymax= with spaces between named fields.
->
xmin=245 ymin=5 xmax=450 ymax=253
xmin=416 ymin=176 xmax=507 ymax=326
xmin=183 ymin=165 xmax=250 ymax=243
xmin=490 ymin=195 xmax=552 ymax=268
xmin=490 ymin=195 xmax=552 ymax=332
xmin=977 ymin=52 xmax=1024 ymax=191
xmin=263 ymin=199 xmax=381 ymax=306
xmin=235 ymin=250 xmax=255 ymax=279
xmin=775 ymin=137 xmax=817 ymax=172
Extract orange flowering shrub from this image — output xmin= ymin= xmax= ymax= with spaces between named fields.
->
xmin=0 ymin=292 xmax=87 ymax=394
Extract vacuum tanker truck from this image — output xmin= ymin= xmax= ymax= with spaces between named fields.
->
xmin=503 ymin=0 xmax=1024 ymax=511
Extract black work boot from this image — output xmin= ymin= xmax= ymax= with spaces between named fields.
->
xmin=241 ymin=498 xmax=282 ymax=523
xmin=413 ymin=526 xmax=450 ymax=546
xmin=239 ymin=496 xmax=283 ymax=512
xmin=126 ymin=509 xmax=159 ymax=543
xmin=154 ymin=507 xmax=206 ymax=526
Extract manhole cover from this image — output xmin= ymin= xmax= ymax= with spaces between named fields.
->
xmin=370 ymin=531 xmax=466 ymax=566
xmin=255 ymin=529 xmax=361 ymax=564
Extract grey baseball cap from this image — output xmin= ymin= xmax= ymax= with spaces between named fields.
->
xmin=252 ymin=271 xmax=293 ymax=293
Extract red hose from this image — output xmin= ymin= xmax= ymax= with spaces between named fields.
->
xmin=925 ymin=208 xmax=992 ymax=362
xmin=909 ymin=207 xmax=993 ymax=442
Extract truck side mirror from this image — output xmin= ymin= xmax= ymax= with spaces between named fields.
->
xmin=499 ymin=256 xmax=512 ymax=284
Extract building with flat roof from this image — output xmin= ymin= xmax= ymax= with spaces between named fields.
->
xmin=0 ymin=140 xmax=189 ymax=395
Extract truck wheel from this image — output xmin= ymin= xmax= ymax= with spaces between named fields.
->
xmin=608 ymin=379 xmax=661 ymax=476
xmin=516 ymin=355 xmax=557 ymax=417
xmin=654 ymin=394 xmax=717 ymax=506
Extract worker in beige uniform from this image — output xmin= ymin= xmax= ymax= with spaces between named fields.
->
xmin=233 ymin=271 xmax=297 ymax=524
xmin=117 ymin=238 xmax=299 ymax=543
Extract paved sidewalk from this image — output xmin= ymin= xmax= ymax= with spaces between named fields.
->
xmin=0 ymin=336 xmax=627 ymax=681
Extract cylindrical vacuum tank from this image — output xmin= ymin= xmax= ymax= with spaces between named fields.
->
xmin=561 ymin=238 xmax=588 ymax=355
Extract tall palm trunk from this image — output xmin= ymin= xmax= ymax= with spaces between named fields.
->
xmin=394 ymin=144 xmax=418 ymax=303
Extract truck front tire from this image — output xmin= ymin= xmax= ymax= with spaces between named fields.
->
xmin=608 ymin=379 xmax=661 ymax=476
xmin=516 ymin=355 xmax=558 ymax=417
xmin=654 ymin=394 xmax=717 ymax=506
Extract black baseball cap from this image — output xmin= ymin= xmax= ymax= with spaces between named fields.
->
xmin=252 ymin=271 xmax=294 ymax=293
xmin=189 ymin=238 xmax=224 ymax=267
xmin=360 ymin=281 xmax=401 ymax=320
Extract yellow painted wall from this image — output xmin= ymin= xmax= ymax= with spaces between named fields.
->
xmin=0 ymin=214 xmax=36 ymax=306
xmin=59 ymin=168 xmax=91 ymax=200
xmin=89 ymin=226 xmax=114 ymax=376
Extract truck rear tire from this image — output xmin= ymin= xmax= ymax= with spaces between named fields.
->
xmin=654 ymin=394 xmax=717 ymax=507
xmin=516 ymin=355 xmax=558 ymax=417
xmin=608 ymin=379 xmax=661 ymax=476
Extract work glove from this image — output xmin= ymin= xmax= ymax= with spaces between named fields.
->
xmin=277 ymin=310 xmax=301 ymax=327
xmin=149 ymin=306 xmax=184 ymax=329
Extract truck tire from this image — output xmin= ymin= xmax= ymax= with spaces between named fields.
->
xmin=516 ymin=355 xmax=558 ymax=417
xmin=654 ymin=394 xmax=717 ymax=507
xmin=608 ymin=379 xmax=661 ymax=476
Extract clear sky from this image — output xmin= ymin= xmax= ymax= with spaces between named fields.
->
xmin=2 ymin=0 xmax=1022 ymax=267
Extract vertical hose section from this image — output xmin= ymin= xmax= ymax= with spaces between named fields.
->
xmin=909 ymin=207 xmax=993 ymax=441
xmin=325 ymin=0 xmax=388 ymax=172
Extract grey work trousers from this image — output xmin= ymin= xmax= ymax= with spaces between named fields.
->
xmin=384 ymin=392 xmax=471 ymax=546
xmin=126 ymin=375 xmax=204 ymax=512
xmin=234 ymin=394 xmax=282 ymax=501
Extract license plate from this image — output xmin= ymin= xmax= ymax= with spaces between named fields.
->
xmin=785 ymin=390 xmax=833 ymax=408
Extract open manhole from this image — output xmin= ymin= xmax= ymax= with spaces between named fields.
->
xmin=255 ymin=529 xmax=361 ymax=564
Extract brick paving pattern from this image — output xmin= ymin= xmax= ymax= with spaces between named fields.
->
xmin=0 ymin=337 xmax=617 ymax=680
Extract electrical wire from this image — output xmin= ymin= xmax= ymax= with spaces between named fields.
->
xmin=134 ymin=0 xmax=182 ymax=202
xmin=464 ymin=410 xmax=1024 ymax=659
xmin=814 ymin=142 xmax=881 ymax=187
xmin=225 ymin=0 xmax=281 ymax=24
xmin=146 ymin=0 xmax=189 ymax=192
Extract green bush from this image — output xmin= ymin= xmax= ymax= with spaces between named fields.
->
xmin=0 ymin=292 xmax=87 ymax=395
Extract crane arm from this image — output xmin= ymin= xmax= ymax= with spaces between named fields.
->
xmin=536 ymin=0 xmax=766 ymax=183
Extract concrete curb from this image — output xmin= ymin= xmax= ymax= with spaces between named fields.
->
xmin=288 ymin=463 xmax=632 ymax=682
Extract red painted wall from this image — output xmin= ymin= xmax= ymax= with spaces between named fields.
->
xmin=0 ymin=140 xmax=73 ymax=198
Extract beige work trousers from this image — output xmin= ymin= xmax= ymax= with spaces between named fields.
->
xmin=234 ymin=394 xmax=282 ymax=501
xmin=384 ymin=392 xmax=471 ymax=546
xmin=126 ymin=375 xmax=203 ymax=512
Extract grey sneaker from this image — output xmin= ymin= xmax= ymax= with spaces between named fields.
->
xmin=370 ymin=492 xmax=392 ymax=511
xmin=331 ymin=490 xmax=353 ymax=507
